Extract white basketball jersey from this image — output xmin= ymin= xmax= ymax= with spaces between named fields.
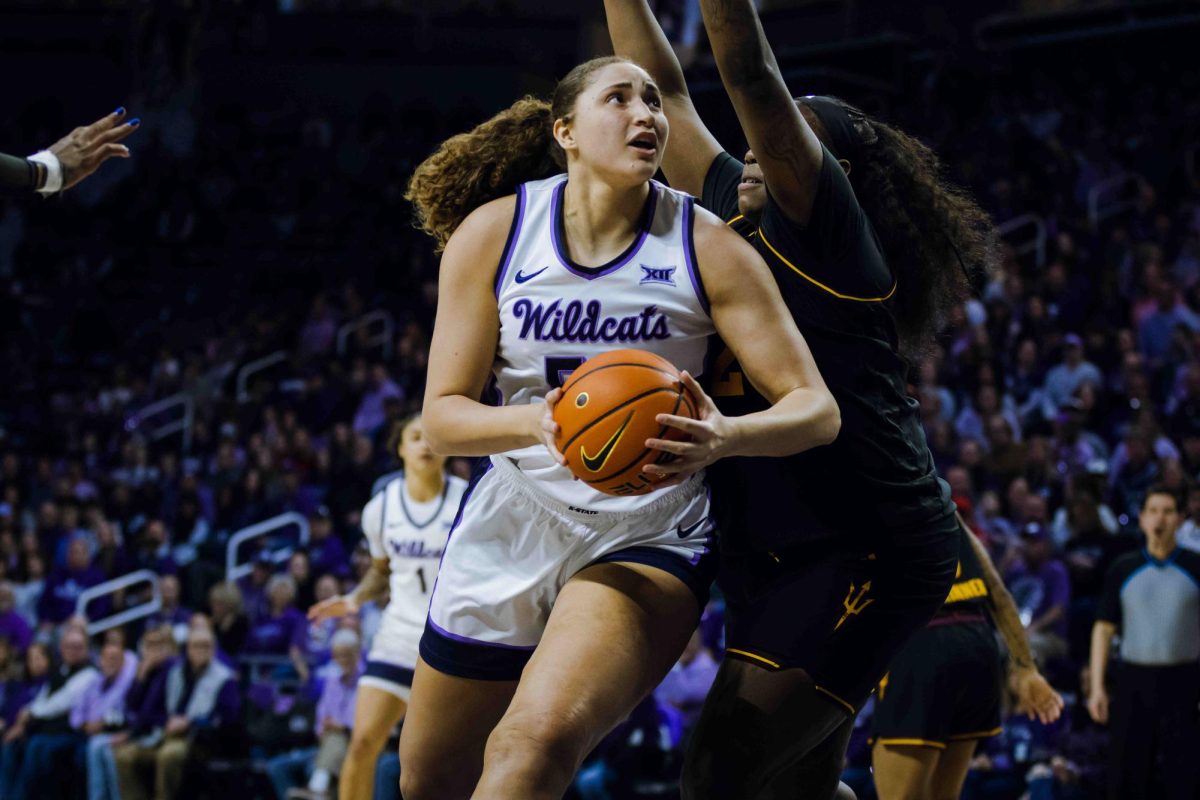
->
xmin=493 ymin=175 xmax=715 ymax=511
xmin=362 ymin=474 xmax=466 ymax=641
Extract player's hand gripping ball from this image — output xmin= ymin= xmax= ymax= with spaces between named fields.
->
xmin=554 ymin=349 xmax=699 ymax=496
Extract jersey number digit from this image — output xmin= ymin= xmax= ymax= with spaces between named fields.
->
xmin=416 ymin=567 xmax=427 ymax=594
xmin=712 ymin=346 xmax=745 ymax=397
xmin=545 ymin=356 xmax=586 ymax=389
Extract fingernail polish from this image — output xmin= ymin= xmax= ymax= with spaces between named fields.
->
xmin=128 ymin=118 xmax=141 ymax=126
xmin=114 ymin=106 xmax=125 ymax=115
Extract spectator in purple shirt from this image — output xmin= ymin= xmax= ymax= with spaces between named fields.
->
xmin=245 ymin=574 xmax=310 ymax=683
xmin=0 ymin=636 xmax=30 ymax=735
xmin=72 ymin=641 xmax=137 ymax=800
xmin=0 ymin=628 xmax=97 ymax=799
xmin=237 ymin=551 xmax=275 ymax=624
xmin=0 ymin=582 xmax=32 ymax=653
xmin=86 ymin=626 xmax=175 ymax=800
xmin=114 ymin=626 xmax=240 ymax=800
xmin=265 ymin=628 xmax=362 ymax=800
xmin=1006 ymin=522 xmax=1072 ymax=663
xmin=306 ymin=509 xmax=348 ymax=581
xmin=37 ymin=535 xmax=106 ymax=630
xmin=351 ymin=364 xmax=403 ymax=437
xmin=653 ymin=629 xmax=720 ymax=728
xmin=302 ymin=575 xmax=341 ymax=669
xmin=141 ymin=575 xmax=191 ymax=642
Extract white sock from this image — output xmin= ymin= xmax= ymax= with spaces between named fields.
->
xmin=308 ymin=769 xmax=331 ymax=793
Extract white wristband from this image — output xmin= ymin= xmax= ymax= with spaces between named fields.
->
xmin=27 ymin=150 xmax=63 ymax=194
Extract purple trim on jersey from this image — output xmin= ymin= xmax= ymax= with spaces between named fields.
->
xmin=550 ymin=180 xmax=659 ymax=281
xmin=425 ymin=615 xmax=537 ymax=651
xmin=494 ymin=184 xmax=527 ymax=297
xmin=682 ymin=196 xmax=710 ymax=313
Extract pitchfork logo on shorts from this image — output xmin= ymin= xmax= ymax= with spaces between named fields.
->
xmin=639 ymin=265 xmax=677 ymax=286
xmin=834 ymin=580 xmax=874 ymax=631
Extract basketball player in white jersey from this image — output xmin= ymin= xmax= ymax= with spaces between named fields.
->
xmin=307 ymin=415 xmax=465 ymax=800
xmin=399 ymin=56 xmax=840 ymax=800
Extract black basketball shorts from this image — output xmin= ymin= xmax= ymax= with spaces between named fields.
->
xmin=719 ymin=514 xmax=958 ymax=714
xmin=870 ymin=619 xmax=1003 ymax=748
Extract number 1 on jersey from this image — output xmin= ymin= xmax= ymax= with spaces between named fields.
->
xmin=416 ymin=566 xmax=427 ymax=594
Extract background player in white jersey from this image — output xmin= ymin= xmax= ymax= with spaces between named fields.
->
xmin=398 ymin=56 xmax=840 ymax=800
xmin=307 ymin=415 xmax=464 ymax=800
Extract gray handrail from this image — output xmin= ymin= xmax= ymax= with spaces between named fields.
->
xmin=236 ymin=350 xmax=289 ymax=404
xmin=125 ymin=392 xmax=195 ymax=454
xmin=997 ymin=213 xmax=1047 ymax=269
xmin=336 ymin=310 xmax=395 ymax=360
xmin=226 ymin=512 xmax=310 ymax=582
xmin=1087 ymin=173 xmax=1141 ymax=230
xmin=75 ymin=569 xmax=161 ymax=637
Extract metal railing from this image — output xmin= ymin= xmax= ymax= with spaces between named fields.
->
xmin=997 ymin=213 xmax=1047 ymax=269
xmin=236 ymin=350 xmax=289 ymax=404
xmin=1087 ymin=173 xmax=1142 ymax=230
xmin=337 ymin=310 xmax=395 ymax=360
xmin=226 ymin=512 xmax=310 ymax=582
xmin=75 ymin=569 xmax=162 ymax=637
xmin=125 ymin=392 xmax=195 ymax=453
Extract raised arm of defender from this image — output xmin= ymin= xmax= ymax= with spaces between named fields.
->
xmin=604 ymin=0 xmax=723 ymax=197
xmin=697 ymin=0 xmax=825 ymax=225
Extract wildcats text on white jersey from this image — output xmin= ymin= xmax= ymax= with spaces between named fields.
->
xmin=489 ymin=174 xmax=715 ymax=513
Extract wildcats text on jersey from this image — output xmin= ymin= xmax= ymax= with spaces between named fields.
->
xmin=387 ymin=539 xmax=446 ymax=559
xmin=512 ymin=298 xmax=671 ymax=343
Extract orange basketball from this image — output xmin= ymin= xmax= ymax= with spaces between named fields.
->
xmin=554 ymin=349 xmax=699 ymax=496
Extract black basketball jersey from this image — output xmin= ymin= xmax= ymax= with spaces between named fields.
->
xmin=942 ymin=527 xmax=991 ymax=611
xmin=700 ymin=150 xmax=953 ymax=552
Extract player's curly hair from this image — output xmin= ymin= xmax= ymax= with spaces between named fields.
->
xmin=407 ymin=56 xmax=632 ymax=251
xmin=802 ymin=100 xmax=999 ymax=357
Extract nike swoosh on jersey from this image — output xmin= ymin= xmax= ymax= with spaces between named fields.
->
xmin=514 ymin=266 xmax=549 ymax=284
xmin=580 ymin=411 xmax=634 ymax=473
xmin=676 ymin=518 xmax=709 ymax=539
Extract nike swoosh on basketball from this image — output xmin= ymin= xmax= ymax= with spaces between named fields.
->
xmin=580 ymin=411 xmax=634 ymax=473
xmin=677 ymin=518 xmax=709 ymax=539
xmin=514 ymin=266 xmax=549 ymax=284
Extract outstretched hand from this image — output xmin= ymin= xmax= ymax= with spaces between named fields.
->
xmin=1012 ymin=667 xmax=1065 ymax=725
xmin=643 ymin=370 xmax=732 ymax=484
xmin=307 ymin=594 xmax=359 ymax=623
xmin=48 ymin=108 xmax=139 ymax=191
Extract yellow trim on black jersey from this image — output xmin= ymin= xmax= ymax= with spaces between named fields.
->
xmin=757 ymin=227 xmax=897 ymax=302
xmin=814 ymin=684 xmax=856 ymax=715
xmin=873 ymin=737 xmax=947 ymax=750
xmin=727 ymin=214 xmax=745 ymax=227
xmin=947 ymin=727 xmax=1003 ymax=741
xmin=725 ymin=648 xmax=781 ymax=670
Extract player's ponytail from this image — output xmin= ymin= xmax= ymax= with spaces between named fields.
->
xmin=407 ymin=55 xmax=633 ymax=251
xmin=406 ymin=97 xmax=561 ymax=251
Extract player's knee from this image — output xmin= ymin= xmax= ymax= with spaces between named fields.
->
xmin=345 ymin=728 xmax=385 ymax=763
xmin=399 ymin=757 xmax=475 ymax=800
xmin=486 ymin=709 xmax=589 ymax=777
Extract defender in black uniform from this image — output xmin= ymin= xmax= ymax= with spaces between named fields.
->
xmin=871 ymin=522 xmax=1063 ymax=799
xmin=606 ymin=1 xmax=999 ymax=797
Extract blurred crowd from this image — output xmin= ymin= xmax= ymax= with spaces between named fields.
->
xmin=1 ymin=3 xmax=1198 ymax=798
